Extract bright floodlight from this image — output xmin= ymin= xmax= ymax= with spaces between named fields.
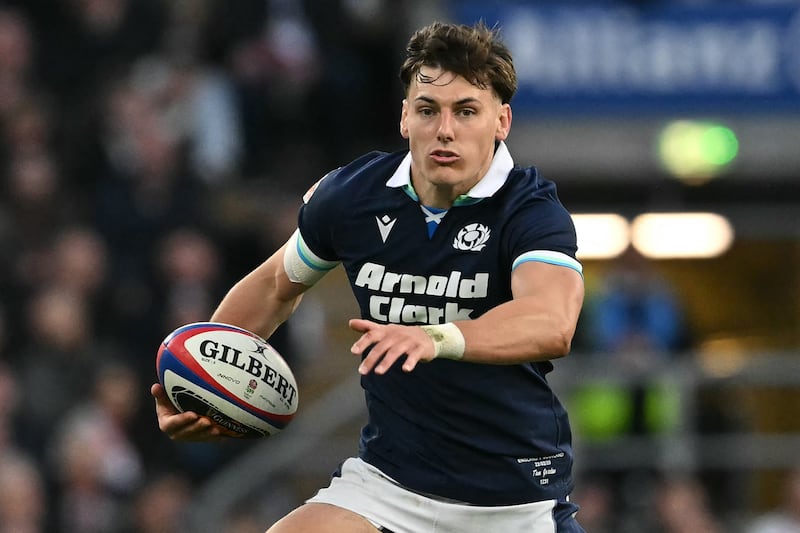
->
xmin=572 ymin=213 xmax=631 ymax=260
xmin=631 ymin=212 xmax=734 ymax=259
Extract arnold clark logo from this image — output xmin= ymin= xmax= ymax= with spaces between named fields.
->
xmin=355 ymin=262 xmax=489 ymax=324
xmin=453 ymin=223 xmax=491 ymax=251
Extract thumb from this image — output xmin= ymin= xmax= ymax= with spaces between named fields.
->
xmin=151 ymin=383 xmax=179 ymax=416
xmin=348 ymin=318 xmax=372 ymax=332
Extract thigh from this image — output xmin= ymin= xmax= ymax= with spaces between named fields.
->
xmin=266 ymin=502 xmax=382 ymax=533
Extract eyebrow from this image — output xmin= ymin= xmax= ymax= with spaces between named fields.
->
xmin=414 ymin=96 xmax=482 ymax=106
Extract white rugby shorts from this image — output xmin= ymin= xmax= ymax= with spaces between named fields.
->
xmin=306 ymin=457 xmax=584 ymax=533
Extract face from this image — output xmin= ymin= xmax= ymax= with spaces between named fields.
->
xmin=400 ymin=66 xmax=512 ymax=207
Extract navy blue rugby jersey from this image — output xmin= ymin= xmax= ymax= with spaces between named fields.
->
xmin=295 ymin=142 xmax=583 ymax=506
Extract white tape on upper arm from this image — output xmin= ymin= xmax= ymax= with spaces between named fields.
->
xmin=283 ymin=230 xmax=339 ymax=286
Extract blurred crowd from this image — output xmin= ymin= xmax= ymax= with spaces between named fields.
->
xmin=2 ymin=0 xmax=799 ymax=532
xmin=0 ymin=0 xmax=408 ymax=531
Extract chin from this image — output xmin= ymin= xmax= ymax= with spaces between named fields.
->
xmin=427 ymin=165 xmax=467 ymax=186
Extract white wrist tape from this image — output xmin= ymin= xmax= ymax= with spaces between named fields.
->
xmin=420 ymin=323 xmax=465 ymax=360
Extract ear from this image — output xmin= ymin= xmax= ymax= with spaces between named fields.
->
xmin=495 ymin=103 xmax=512 ymax=141
xmin=400 ymin=99 xmax=410 ymax=139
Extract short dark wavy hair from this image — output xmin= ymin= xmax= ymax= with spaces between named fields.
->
xmin=399 ymin=21 xmax=517 ymax=104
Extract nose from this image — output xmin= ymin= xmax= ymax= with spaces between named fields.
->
xmin=437 ymin=111 xmax=455 ymax=143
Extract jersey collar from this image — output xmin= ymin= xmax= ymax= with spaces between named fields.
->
xmin=386 ymin=141 xmax=514 ymax=205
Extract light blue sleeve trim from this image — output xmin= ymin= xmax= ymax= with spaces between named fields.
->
xmin=512 ymin=250 xmax=583 ymax=277
xmin=295 ymin=230 xmax=339 ymax=271
xmin=284 ymin=230 xmax=339 ymax=285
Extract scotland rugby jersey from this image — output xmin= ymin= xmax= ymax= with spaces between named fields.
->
xmin=296 ymin=142 xmax=582 ymax=506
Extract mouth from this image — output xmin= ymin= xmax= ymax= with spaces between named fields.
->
xmin=430 ymin=150 xmax=459 ymax=165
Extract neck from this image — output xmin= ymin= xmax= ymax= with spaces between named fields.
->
xmin=412 ymin=180 xmax=463 ymax=209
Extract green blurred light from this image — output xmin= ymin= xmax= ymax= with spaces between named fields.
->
xmin=700 ymin=125 xmax=739 ymax=165
xmin=658 ymin=120 xmax=739 ymax=181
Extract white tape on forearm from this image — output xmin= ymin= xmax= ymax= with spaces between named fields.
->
xmin=420 ymin=323 xmax=465 ymax=360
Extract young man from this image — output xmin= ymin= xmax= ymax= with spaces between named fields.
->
xmin=153 ymin=21 xmax=586 ymax=533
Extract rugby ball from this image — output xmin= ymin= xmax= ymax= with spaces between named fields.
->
xmin=156 ymin=322 xmax=299 ymax=438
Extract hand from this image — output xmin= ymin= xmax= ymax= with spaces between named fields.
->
xmin=151 ymin=383 xmax=224 ymax=441
xmin=349 ymin=319 xmax=436 ymax=375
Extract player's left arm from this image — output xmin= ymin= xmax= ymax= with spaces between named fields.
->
xmin=350 ymin=260 xmax=583 ymax=373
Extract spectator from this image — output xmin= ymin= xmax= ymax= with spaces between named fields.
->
xmin=0 ymin=0 xmax=412 ymax=526
xmin=570 ymin=248 xmax=690 ymax=523
xmin=47 ymin=225 xmax=109 ymax=299
xmin=0 ymin=7 xmax=37 ymax=119
xmin=91 ymin=73 xmax=208 ymax=352
xmin=34 ymin=0 xmax=167 ymax=116
xmin=0 ymin=452 xmax=47 ymax=533
xmin=155 ymin=226 xmax=225 ymax=332
xmin=0 ymin=360 xmax=19 ymax=453
xmin=572 ymin=248 xmax=688 ymax=437
xmin=12 ymin=287 xmax=102 ymax=458
xmin=591 ymin=247 xmax=687 ymax=357
xmin=302 ymin=0 xmax=408 ymax=166
xmin=49 ymin=361 xmax=145 ymax=533
xmin=128 ymin=473 xmax=193 ymax=533
xmin=570 ymin=473 xmax=616 ymax=533
xmin=5 ymin=152 xmax=70 ymax=248
xmin=652 ymin=475 xmax=723 ymax=533
xmin=1 ymin=96 xmax=54 ymax=160
xmin=124 ymin=54 xmax=244 ymax=184
xmin=221 ymin=0 xmax=322 ymax=182
xmin=1 ymin=151 xmax=84 ymax=353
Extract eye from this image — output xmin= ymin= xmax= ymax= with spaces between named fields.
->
xmin=418 ymin=107 xmax=436 ymax=117
xmin=456 ymin=108 xmax=477 ymax=117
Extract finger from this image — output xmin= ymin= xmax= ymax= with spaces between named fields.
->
xmin=166 ymin=421 xmax=207 ymax=441
xmin=170 ymin=417 xmax=223 ymax=441
xmin=374 ymin=355 xmax=401 ymax=375
xmin=401 ymin=353 xmax=420 ymax=373
xmin=152 ymin=383 xmax=182 ymax=417
xmin=152 ymin=384 xmax=225 ymax=441
xmin=160 ymin=409 xmax=227 ymax=441
xmin=400 ymin=344 xmax=433 ymax=372
xmin=358 ymin=343 xmax=384 ymax=374
xmin=348 ymin=318 xmax=372 ymax=333
xmin=151 ymin=382 xmax=166 ymax=399
xmin=152 ymin=383 xmax=199 ymax=430
xmin=351 ymin=328 xmax=380 ymax=356
xmin=374 ymin=344 xmax=409 ymax=375
xmin=361 ymin=338 xmax=413 ymax=375
xmin=159 ymin=411 xmax=196 ymax=435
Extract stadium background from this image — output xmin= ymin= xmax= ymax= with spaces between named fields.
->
xmin=0 ymin=0 xmax=798 ymax=531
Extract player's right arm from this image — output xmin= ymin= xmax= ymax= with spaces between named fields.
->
xmin=154 ymin=165 xmax=344 ymax=441
xmin=210 ymin=239 xmax=311 ymax=339
xmin=153 ymin=238 xmax=316 ymax=441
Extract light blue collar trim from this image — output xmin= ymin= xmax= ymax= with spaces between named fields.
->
xmin=386 ymin=142 xmax=514 ymax=203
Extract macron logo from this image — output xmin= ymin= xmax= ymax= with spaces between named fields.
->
xmin=376 ymin=215 xmax=397 ymax=243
